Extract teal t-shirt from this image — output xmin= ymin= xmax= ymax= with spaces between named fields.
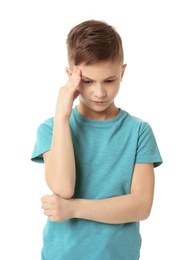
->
xmin=31 ymin=108 xmax=162 ymax=260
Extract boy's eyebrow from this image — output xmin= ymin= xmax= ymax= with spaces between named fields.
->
xmin=81 ymin=75 xmax=117 ymax=80
xmin=81 ymin=76 xmax=92 ymax=80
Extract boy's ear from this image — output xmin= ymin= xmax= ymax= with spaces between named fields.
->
xmin=65 ymin=67 xmax=72 ymax=78
xmin=121 ymin=64 xmax=127 ymax=79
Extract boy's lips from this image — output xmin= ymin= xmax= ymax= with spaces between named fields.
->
xmin=92 ymin=100 xmax=108 ymax=105
xmin=92 ymin=100 xmax=107 ymax=103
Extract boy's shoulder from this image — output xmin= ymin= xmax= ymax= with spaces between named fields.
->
xmin=121 ymin=109 xmax=148 ymax=126
xmin=36 ymin=117 xmax=54 ymax=135
xmin=120 ymin=109 xmax=153 ymax=136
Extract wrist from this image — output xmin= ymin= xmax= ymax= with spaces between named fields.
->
xmin=71 ymin=198 xmax=86 ymax=219
xmin=54 ymin=114 xmax=70 ymax=122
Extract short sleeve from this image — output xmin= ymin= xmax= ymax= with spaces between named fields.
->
xmin=135 ymin=122 xmax=163 ymax=167
xmin=31 ymin=118 xmax=54 ymax=163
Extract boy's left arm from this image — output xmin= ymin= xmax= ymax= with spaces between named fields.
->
xmin=41 ymin=163 xmax=155 ymax=224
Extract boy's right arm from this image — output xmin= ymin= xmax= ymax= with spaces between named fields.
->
xmin=43 ymin=67 xmax=81 ymax=198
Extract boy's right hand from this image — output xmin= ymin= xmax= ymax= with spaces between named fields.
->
xmin=55 ymin=67 xmax=81 ymax=119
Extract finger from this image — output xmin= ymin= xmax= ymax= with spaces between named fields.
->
xmin=44 ymin=209 xmax=51 ymax=217
xmin=72 ymin=67 xmax=81 ymax=87
xmin=41 ymin=195 xmax=50 ymax=203
xmin=73 ymin=66 xmax=81 ymax=76
xmin=48 ymin=215 xmax=54 ymax=221
xmin=41 ymin=203 xmax=49 ymax=210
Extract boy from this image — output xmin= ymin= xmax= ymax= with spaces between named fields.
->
xmin=31 ymin=20 xmax=163 ymax=260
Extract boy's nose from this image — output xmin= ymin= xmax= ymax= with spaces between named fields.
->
xmin=94 ymin=85 xmax=106 ymax=99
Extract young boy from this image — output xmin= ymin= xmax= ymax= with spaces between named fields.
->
xmin=31 ymin=19 xmax=163 ymax=260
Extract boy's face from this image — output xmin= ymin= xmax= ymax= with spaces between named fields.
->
xmin=68 ymin=60 xmax=126 ymax=119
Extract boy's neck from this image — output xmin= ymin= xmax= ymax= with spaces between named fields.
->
xmin=76 ymin=102 xmax=120 ymax=121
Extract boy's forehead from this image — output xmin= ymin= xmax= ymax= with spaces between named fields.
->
xmin=78 ymin=61 xmax=122 ymax=78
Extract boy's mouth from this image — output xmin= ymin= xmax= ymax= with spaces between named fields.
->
xmin=92 ymin=101 xmax=107 ymax=105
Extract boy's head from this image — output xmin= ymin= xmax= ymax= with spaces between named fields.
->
xmin=66 ymin=20 xmax=124 ymax=68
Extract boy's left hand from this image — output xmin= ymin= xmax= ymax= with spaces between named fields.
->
xmin=41 ymin=194 xmax=74 ymax=222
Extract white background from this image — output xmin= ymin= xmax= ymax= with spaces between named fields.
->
xmin=0 ymin=0 xmax=188 ymax=259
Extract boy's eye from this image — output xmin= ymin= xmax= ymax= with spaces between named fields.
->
xmin=105 ymin=80 xmax=114 ymax=83
xmin=82 ymin=80 xmax=93 ymax=84
xmin=82 ymin=79 xmax=115 ymax=84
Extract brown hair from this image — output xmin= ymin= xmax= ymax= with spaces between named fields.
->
xmin=66 ymin=20 xmax=124 ymax=67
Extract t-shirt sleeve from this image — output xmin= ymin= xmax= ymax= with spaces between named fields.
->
xmin=135 ymin=122 xmax=163 ymax=167
xmin=31 ymin=118 xmax=53 ymax=163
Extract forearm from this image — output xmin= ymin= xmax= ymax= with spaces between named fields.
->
xmin=42 ymin=164 xmax=154 ymax=223
xmin=45 ymin=116 xmax=76 ymax=198
xmin=73 ymin=194 xmax=152 ymax=224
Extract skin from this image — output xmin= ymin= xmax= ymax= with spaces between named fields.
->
xmin=41 ymin=60 xmax=155 ymax=224
xmin=72 ymin=61 xmax=126 ymax=120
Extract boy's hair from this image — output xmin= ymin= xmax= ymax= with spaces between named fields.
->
xmin=66 ymin=20 xmax=124 ymax=67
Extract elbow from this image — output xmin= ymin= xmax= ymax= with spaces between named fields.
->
xmin=49 ymin=185 xmax=75 ymax=199
xmin=140 ymin=204 xmax=153 ymax=220
xmin=46 ymin=178 xmax=75 ymax=199
xmin=57 ymin=189 xmax=75 ymax=199
xmin=141 ymin=211 xmax=151 ymax=221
